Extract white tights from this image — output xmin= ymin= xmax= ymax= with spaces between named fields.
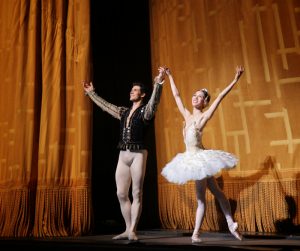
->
xmin=114 ymin=149 xmax=148 ymax=240
xmin=207 ymin=177 xmax=235 ymax=227
xmin=193 ymin=177 xmax=236 ymax=237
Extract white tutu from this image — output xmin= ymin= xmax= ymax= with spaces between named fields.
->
xmin=161 ymin=149 xmax=238 ymax=185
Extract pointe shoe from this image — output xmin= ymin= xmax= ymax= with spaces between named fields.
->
xmin=231 ymin=230 xmax=242 ymax=241
xmin=228 ymin=222 xmax=242 ymax=241
xmin=191 ymin=234 xmax=202 ymax=243
xmin=128 ymin=232 xmax=139 ymax=241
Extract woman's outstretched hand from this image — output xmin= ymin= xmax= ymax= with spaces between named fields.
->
xmin=234 ymin=66 xmax=245 ymax=81
xmin=154 ymin=66 xmax=167 ymax=83
xmin=165 ymin=67 xmax=171 ymax=76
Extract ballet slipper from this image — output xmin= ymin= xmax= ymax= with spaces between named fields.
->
xmin=128 ymin=232 xmax=139 ymax=241
xmin=112 ymin=232 xmax=128 ymax=240
xmin=228 ymin=222 xmax=242 ymax=241
xmin=191 ymin=234 xmax=202 ymax=243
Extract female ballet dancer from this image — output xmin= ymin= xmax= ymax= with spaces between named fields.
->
xmin=161 ymin=66 xmax=244 ymax=243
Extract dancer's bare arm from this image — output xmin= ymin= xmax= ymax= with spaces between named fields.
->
xmin=166 ymin=68 xmax=190 ymax=120
xmin=200 ymin=66 xmax=244 ymax=127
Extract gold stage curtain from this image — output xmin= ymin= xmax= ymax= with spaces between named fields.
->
xmin=0 ymin=0 xmax=92 ymax=237
xmin=150 ymin=0 xmax=300 ymax=232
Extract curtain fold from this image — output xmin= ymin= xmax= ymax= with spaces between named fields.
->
xmin=0 ymin=0 xmax=93 ymax=237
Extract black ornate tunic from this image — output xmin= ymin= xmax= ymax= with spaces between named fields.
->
xmin=86 ymin=82 xmax=163 ymax=151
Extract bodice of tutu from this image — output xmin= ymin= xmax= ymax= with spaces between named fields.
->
xmin=183 ymin=122 xmax=204 ymax=151
xmin=162 ymin=121 xmax=238 ymax=184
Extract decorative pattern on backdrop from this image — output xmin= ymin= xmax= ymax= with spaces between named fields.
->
xmin=150 ymin=0 xmax=300 ymax=232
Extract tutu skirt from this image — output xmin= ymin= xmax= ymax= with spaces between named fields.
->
xmin=161 ymin=149 xmax=238 ymax=184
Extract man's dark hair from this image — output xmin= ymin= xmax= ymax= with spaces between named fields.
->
xmin=132 ymin=82 xmax=148 ymax=95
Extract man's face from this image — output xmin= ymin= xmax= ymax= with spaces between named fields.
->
xmin=130 ymin=85 xmax=145 ymax=102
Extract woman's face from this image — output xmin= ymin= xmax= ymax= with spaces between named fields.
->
xmin=192 ymin=90 xmax=206 ymax=108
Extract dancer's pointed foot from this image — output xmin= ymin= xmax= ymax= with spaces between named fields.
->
xmin=128 ymin=232 xmax=138 ymax=241
xmin=228 ymin=222 xmax=242 ymax=241
xmin=228 ymin=222 xmax=238 ymax=232
xmin=191 ymin=234 xmax=202 ymax=243
xmin=231 ymin=230 xmax=242 ymax=241
xmin=112 ymin=231 xmax=128 ymax=240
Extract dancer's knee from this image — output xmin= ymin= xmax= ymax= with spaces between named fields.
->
xmin=117 ymin=191 xmax=128 ymax=202
xmin=132 ymin=189 xmax=143 ymax=202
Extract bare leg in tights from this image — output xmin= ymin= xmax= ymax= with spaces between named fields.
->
xmin=113 ymin=150 xmax=147 ymax=241
xmin=191 ymin=179 xmax=207 ymax=243
xmin=207 ymin=177 xmax=242 ymax=240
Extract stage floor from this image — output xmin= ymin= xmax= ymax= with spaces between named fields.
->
xmin=1 ymin=229 xmax=300 ymax=251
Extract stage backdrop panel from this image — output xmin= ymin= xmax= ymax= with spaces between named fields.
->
xmin=150 ymin=0 xmax=300 ymax=232
xmin=0 ymin=0 xmax=92 ymax=237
